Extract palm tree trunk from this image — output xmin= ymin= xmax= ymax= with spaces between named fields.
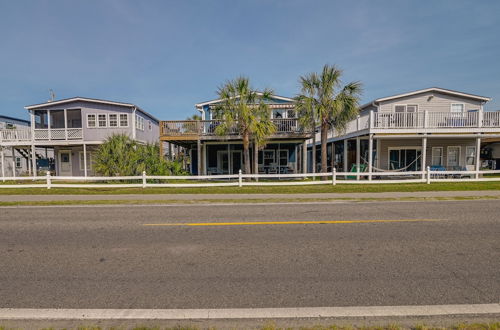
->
xmin=321 ymin=122 xmax=328 ymax=173
xmin=243 ymin=133 xmax=251 ymax=174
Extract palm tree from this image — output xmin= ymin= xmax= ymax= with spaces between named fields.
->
xmin=213 ymin=77 xmax=276 ymax=174
xmin=296 ymin=65 xmax=362 ymax=173
xmin=295 ymin=73 xmax=319 ymax=173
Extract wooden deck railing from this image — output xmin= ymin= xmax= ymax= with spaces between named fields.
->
xmin=160 ymin=119 xmax=305 ymax=137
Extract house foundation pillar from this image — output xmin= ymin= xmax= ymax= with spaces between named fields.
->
xmin=31 ymin=144 xmax=37 ymax=177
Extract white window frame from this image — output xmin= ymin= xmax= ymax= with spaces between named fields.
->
xmin=108 ymin=114 xmax=118 ymax=127
xmin=87 ymin=114 xmax=96 ymax=128
xmin=15 ymin=157 xmax=22 ymax=168
xmin=431 ymin=147 xmax=444 ymax=166
xmin=447 ymin=146 xmax=461 ymax=167
xmin=387 ymin=147 xmax=422 ymax=169
xmin=78 ymin=151 xmax=93 ymax=171
xmin=393 ymin=104 xmax=419 ymax=113
xmin=451 ymin=103 xmax=465 ymax=113
xmin=119 ymin=113 xmax=129 ymax=127
xmin=98 ymin=114 xmax=107 ymax=128
xmin=465 ymin=146 xmax=476 ymax=166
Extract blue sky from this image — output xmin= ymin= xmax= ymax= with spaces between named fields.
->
xmin=1 ymin=0 xmax=499 ymax=120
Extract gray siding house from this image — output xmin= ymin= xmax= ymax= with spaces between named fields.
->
xmin=0 ymin=97 xmax=159 ymax=177
xmin=312 ymin=87 xmax=500 ymax=175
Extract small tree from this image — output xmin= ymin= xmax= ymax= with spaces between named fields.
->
xmin=213 ymin=77 xmax=276 ymax=174
xmin=94 ymin=134 xmax=187 ymax=176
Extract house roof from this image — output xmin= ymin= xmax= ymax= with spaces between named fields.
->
xmin=0 ymin=114 xmax=30 ymax=125
xmin=24 ymin=97 xmax=159 ymax=123
xmin=195 ymin=93 xmax=294 ymax=108
xmin=361 ymin=87 xmax=491 ymax=109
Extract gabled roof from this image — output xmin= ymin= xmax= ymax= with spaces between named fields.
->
xmin=195 ymin=93 xmax=294 ymax=108
xmin=0 ymin=114 xmax=30 ymax=125
xmin=368 ymin=87 xmax=491 ymax=106
xmin=24 ymin=97 xmax=159 ymax=123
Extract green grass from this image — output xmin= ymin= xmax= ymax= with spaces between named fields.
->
xmin=1 ymin=181 xmax=500 ymax=195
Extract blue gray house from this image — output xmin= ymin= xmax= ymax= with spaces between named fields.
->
xmin=0 ymin=97 xmax=159 ymax=177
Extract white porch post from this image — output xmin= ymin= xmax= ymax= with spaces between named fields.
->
xmin=11 ymin=147 xmax=16 ymax=178
xmin=47 ymin=110 xmax=51 ymax=141
xmin=83 ymin=143 xmax=88 ymax=177
xmin=31 ymin=144 xmax=37 ymax=177
xmin=343 ymin=139 xmax=348 ymax=173
xmin=376 ymin=138 xmax=381 ymax=169
xmin=475 ymin=136 xmax=481 ymax=179
xmin=202 ymin=142 xmax=207 ymax=175
xmin=302 ymin=142 xmax=307 ymax=174
xmin=197 ymin=139 xmax=201 ymax=176
xmin=368 ymin=134 xmax=373 ymax=181
xmin=356 ymin=137 xmax=360 ymax=181
xmin=27 ymin=148 xmax=32 ymax=176
xmin=421 ymin=136 xmax=427 ymax=180
xmin=1 ymin=147 xmax=5 ymax=181
xmin=64 ymin=109 xmax=68 ymax=140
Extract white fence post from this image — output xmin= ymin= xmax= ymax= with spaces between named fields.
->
xmin=142 ymin=171 xmax=147 ymax=188
xmin=238 ymin=169 xmax=242 ymax=187
xmin=332 ymin=168 xmax=336 ymax=186
xmin=426 ymin=166 xmax=431 ymax=184
xmin=46 ymin=171 xmax=51 ymax=190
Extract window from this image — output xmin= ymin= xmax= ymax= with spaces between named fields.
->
xmin=388 ymin=148 xmax=422 ymax=171
xmin=466 ymin=146 xmax=476 ymax=165
xmin=87 ymin=114 xmax=96 ymax=128
xmin=394 ymin=105 xmax=418 ymax=112
xmin=135 ymin=115 xmax=144 ymax=130
xmin=15 ymin=157 xmax=22 ymax=168
xmin=109 ymin=114 xmax=118 ymax=127
xmin=119 ymin=114 xmax=129 ymax=127
xmin=6 ymin=122 xmax=15 ymax=129
xmin=431 ymin=147 xmax=443 ymax=166
xmin=79 ymin=152 xmax=93 ymax=171
xmin=148 ymin=120 xmax=152 ymax=131
xmin=278 ymin=150 xmax=288 ymax=166
xmin=263 ymin=150 xmax=275 ymax=166
xmin=451 ymin=104 xmax=464 ymax=113
xmin=447 ymin=146 xmax=461 ymax=167
xmin=98 ymin=114 xmax=107 ymax=127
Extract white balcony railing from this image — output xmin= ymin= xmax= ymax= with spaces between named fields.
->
xmin=0 ymin=128 xmax=83 ymax=143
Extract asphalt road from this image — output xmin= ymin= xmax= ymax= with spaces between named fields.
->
xmin=0 ymin=200 xmax=499 ymax=309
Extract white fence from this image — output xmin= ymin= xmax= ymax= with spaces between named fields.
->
xmin=1 ymin=168 xmax=500 ymax=189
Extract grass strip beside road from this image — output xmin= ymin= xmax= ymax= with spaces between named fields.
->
xmin=2 ymin=181 xmax=500 ymax=195
xmin=0 ymin=195 xmax=499 ymax=207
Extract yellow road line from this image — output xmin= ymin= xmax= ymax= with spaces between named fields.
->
xmin=143 ymin=219 xmax=441 ymax=227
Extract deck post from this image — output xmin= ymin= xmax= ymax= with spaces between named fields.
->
xmin=332 ymin=168 xmax=336 ymax=185
xmin=475 ymin=136 xmax=481 ymax=179
xmin=11 ymin=147 xmax=16 ymax=178
xmin=168 ymin=142 xmax=173 ymax=160
xmin=427 ymin=166 xmax=431 ymax=184
xmin=1 ymin=147 xmax=5 ymax=181
xmin=302 ymin=142 xmax=307 ymax=174
xmin=421 ymin=136 xmax=427 ymax=180
xmin=356 ymin=137 xmax=360 ymax=181
xmin=27 ymin=147 xmax=32 ymax=176
xmin=31 ymin=144 xmax=37 ymax=178
xmin=368 ymin=134 xmax=373 ymax=181
xmin=63 ymin=109 xmax=68 ymax=140
xmin=253 ymin=141 xmax=258 ymax=178
xmin=227 ymin=144 xmax=231 ymax=174
xmin=197 ymin=139 xmax=201 ymax=176
xmin=343 ymin=139 xmax=348 ymax=174
xmin=83 ymin=143 xmax=88 ymax=178
xmin=202 ymin=142 xmax=207 ymax=175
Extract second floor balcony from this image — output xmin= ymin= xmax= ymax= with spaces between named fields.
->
xmin=160 ymin=118 xmax=309 ymax=140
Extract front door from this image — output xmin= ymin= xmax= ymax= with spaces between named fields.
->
xmin=59 ymin=151 xmax=72 ymax=176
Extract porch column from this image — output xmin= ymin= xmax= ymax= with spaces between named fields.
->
xmin=475 ymin=136 xmax=481 ymax=179
xmin=343 ymin=139 xmax=348 ymax=173
xmin=27 ymin=148 xmax=32 ymax=176
xmin=227 ymin=144 xmax=231 ymax=174
xmin=202 ymin=142 xmax=207 ymax=175
xmin=83 ymin=143 xmax=88 ymax=178
xmin=11 ymin=147 xmax=16 ymax=178
xmin=356 ymin=137 xmax=360 ymax=181
xmin=197 ymin=139 xmax=201 ymax=176
xmin=31 ymin=144 xmax=37 ymax=177
xmin=368 ymin=134 xmax=373 ymax=181
xmin=1 ymin=147 xmax=5 ymax=181
xmin=253 ymin=141 xmax=258 ymax=175
xmin=376 ymin=139 xmax=381 ymax=168
xmin=302 ymin=142 xmax=307 ymax=174
xmin=63 ymin=109 xmax=68 ymax=140
xmin=168 ymin=142 xmax=173 ymax=160
xmin=421 ymin=136 xmax=427 ymax=180
xmin=277 ymin=143 xmax=281 ymax=174
xmin=47 ymin=110 xmax=51 ymax=140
